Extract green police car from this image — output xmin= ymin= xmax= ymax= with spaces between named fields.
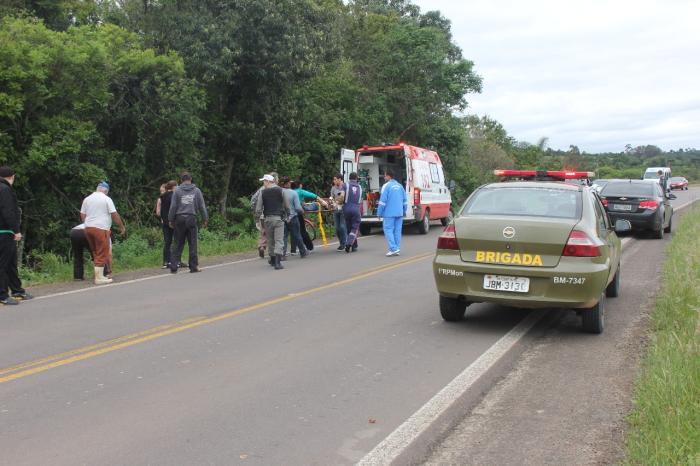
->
xmin=433 ymin=170 xmax=632 ymax=333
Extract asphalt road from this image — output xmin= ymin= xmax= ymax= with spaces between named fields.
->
xmin=0 ymin=222 xmax=526 ymax=465
xmin=0 ymin=188 xmax=695 ymax=466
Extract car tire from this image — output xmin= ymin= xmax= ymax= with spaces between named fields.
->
xmin=581 ymin=293 xmax=605 ymax=334
xmin=653 ymin=223 xmax=664 ymax=239
xmin=440 ymin=217 xmax=449 ymax=226
xmin=359 ymin=224 xmax=372 ymax=236
xmin=439 ymin=296 xmax=467 ymax=322
xmin=417 ymin=209 xmax=430 ymax=235
xmin=606 ymin=264 xmax=620 ymax=298
xmin=664 ymin=216 xmax=672 ymax=233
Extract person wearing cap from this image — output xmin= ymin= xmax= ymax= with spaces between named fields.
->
xmin=255 ymin=174 xmax=291 ymax=270
xmin=168 ymin=172 xmax=208 ymax=274
xmin=80 ymin=181 xmax=126 ymax=285
xmin=0 ymin=166 xmax=32 ymax=305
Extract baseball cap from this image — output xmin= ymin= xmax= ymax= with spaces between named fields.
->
xmin=98 ymin=181 xmax=110 ymax=190
xmin=259 ymin=174 xmax=275 ymax=182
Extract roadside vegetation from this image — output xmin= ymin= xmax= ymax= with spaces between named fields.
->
xmin=624 ymin=206 xmax=700 ymax=465
xmin=1 ymin=2 xmax=699 ymax=279
xmin=20 ymin=226 xmax=258 ymax=287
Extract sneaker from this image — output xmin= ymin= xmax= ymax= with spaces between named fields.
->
xmin=300 ymin=251 xmax=308 ymax=258
xmin=351 ymin=246 xmax=358 ymax=253
xmin=290 ymin=252 xmax=298 ymax=256
xmin=336 ymin=245 xmax=344 ymax=251
xmin=345 ymin=245 xmax=351 ymax=253
xmin=391 ymin=250 xmax=400 ymax=256
xmin=385 ymin=251 xmax=394 ymax=257
xmin=170 ymin=267 xmax=178 ymax=274
xmin=11 ymin=291 xmax=33 ymax=300
xmin=190 ymin=267 xmax=202 ymax=273
xmin=161 ymin=263 xmax=169 ymax=269
xmin=0 ymin=296 xmax=19 ymax=305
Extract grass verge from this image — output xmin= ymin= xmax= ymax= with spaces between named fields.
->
xmin=623 ymin=206 xmax=700 ymax=465
xmin=20 ymin=227 xmax=258 ymax=287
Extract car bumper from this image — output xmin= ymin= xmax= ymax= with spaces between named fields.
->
xmin=607 ymin=210 xmax=662 ymax=231
xmin=433 ymin=252 xmax=611 ymax=309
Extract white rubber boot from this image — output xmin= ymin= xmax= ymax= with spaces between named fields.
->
xmin=94 ymin=266 xmax=113 ymax=285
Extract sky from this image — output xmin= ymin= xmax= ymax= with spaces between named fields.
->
xmin=411 ymin=0 xmax=700 ymax=153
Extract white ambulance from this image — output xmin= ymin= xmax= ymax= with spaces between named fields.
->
xmin=340 ymin=143 xmax=452 ymax=235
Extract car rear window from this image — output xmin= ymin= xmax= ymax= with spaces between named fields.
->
xmin=601 ymin=183 xmax=655 ymax=197
xmin=462 ymin=187 xmax=581 ymax=219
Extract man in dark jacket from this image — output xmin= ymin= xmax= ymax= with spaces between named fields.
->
xmin=0 ymin=166 xmax=32 ymax=305
xmin=168 ymin=172 xmax=208 ymax=274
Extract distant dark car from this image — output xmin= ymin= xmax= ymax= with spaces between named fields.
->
xmin=599 ymin=180 xmax=675 ymax=238
xmin=669 ymin=176 xmax=688 ymax=190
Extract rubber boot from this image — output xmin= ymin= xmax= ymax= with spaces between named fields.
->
xmin=274 ymin=254 xmax=284 ymax=270
xmin=94 ymin=266 xmax=113 ymax=285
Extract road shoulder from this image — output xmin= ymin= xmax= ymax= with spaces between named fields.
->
xmin=424 ymin=237 xmax=661 ymax=465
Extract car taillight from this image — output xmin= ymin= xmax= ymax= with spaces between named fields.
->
xmin=414 ymin=187 xmax=421 ymax=205
xmin=600 ymin=198 xmax=608 ymax=207
xmin=437 ymin=224 xmax=459 ymax=250
xmin=638 ymin=200 xmax=659 ymax=210
xmin=563 ymin=230 xmax=601 ymax=257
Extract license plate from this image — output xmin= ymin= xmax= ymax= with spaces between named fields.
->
xmin=612 ymin=204 xmax=632 ymax=211
xmin=483 ymin=275 xmax=530 ymax=293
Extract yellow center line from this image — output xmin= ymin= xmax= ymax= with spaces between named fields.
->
xmin=0 ymin=252 xmax=433 ymax=384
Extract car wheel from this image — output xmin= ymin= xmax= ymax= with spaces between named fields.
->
xmin=581 ymin=293 xmax=605 ymax=334
xmin=439 ymin=296 xmax=467 ymax=322
xmin=606 ymin=264 xmax=620 ymax=298
xmin=359 ymin=224 xmax=372 ymax=236
xmin=417 ymin=209 xmax=430 ymax=234
xmin=664 ymin=215 xmax=672 ymax=233
xmin=653 ymin=223 xmax=664 ymax=239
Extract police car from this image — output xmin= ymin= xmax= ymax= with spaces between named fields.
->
xmin=433 ymin=170 xmax=632 ymax=333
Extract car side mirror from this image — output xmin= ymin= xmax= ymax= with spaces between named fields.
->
xmin=667 ymin=193 xmax=677 ymax=200
xmin=614 ymin=219 xmax=632 ymax=233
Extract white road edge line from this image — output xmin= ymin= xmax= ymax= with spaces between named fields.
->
xmin=356 ymin=197 xmax=698 ymax=465
xmin=356 ymin=309 xmax=548 ymax=466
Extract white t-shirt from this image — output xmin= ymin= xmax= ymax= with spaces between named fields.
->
xmin=80 ymin=192 xmax=117 ymax=230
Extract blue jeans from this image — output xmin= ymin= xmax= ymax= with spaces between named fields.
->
xmin=383 ymin=216 xmax=403 ymax=252
xmin=333 ymin=210 xmax=347 ymax=246
xmin=284 ymin=216 xmax=306 ymax=256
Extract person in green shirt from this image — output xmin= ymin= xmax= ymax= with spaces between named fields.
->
xmin=293 ymin=181 xmax=328 ymax=211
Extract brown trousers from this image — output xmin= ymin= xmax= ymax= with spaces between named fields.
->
xmin=85 ymin=227 xmax=111 ymax=267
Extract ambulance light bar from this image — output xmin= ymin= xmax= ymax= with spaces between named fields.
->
xmin=493 ymin=169 xmax=594 ymax=180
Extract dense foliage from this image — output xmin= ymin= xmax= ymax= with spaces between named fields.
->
xmin=1 ymin=0 xmax=698 ymax=268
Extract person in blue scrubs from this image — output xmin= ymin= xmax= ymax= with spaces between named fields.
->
xmin=377 ymin=169 xmax=407 ymax=256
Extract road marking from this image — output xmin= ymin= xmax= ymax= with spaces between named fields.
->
xmin=0 ymin=252 xmax=432 ymax=385
xmin=356 ymin=309 xmax=547 ymax=466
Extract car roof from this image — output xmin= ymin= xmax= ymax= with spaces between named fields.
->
xmin=482 ymin=181 xmax=582 ymax=191
xmin=607 ymin=179 xmax=656 ymax=184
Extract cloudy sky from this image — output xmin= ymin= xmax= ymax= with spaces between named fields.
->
xmin=411 ymin=0 xmax=700 ymax=153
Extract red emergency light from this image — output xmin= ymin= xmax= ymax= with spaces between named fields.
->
xmin=493 ymin=169 xmax=594 ymax=180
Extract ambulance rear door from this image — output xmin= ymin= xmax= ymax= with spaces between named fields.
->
xmin=340 ymin=148 xmax=357 ymax=185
